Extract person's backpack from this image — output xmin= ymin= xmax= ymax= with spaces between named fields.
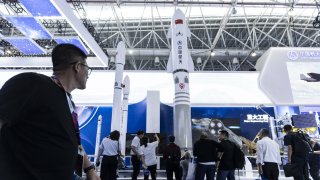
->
xmin=291 ymin=132 xmax=312 ymax=157
xmin=233 ymin=143 xmax=245 ymax=169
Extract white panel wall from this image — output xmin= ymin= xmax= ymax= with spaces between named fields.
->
xmin=146 ymin=91 xmax=160 ymax=133
xmin=0 ymin=71 xmax=271 ymax=105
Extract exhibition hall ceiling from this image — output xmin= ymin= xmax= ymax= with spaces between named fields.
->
xmin=0 ymin=0 xmax=319 ymax=71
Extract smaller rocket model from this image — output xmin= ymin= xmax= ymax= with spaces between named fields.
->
xmin=167 ymin=9 xmax=194 ymax=149
xmin=120 ymin=75 xmax=130 ymax=155
xmin=111 ymin=41 xmax=126 ymax=132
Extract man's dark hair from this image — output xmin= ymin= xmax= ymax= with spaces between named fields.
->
xmin=137 ymin=130 xmax=144 ymax=136
xmin=52 ymin=44 xmax=87 ymax=71
xmin=260 ymin=128 xmax=269 ymax=137
xmin=283 ymin=124 xmax=293 ymax=132
xmin=109 ymin=130 xmax=120 ymax=141
xmin=219 ymin=130 xmax=229 ymax=138
xmin=200 ymin=132 xmax=208 ymax=139
xmin=169 ymin=135 xmax=175 ymax=143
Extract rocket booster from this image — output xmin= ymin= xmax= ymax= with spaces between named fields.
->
xmin=111 ymin=41 xmax=126 ymax=132
xmin=167 ymin=9 xmax=194 ymax=149
xmin=120 ymin=75 xmax=130 ymax=155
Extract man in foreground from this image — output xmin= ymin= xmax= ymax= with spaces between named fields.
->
xmin=0 ymin=44 xmax=99 ymax=180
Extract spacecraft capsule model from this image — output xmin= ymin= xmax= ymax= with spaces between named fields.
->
xmin=167 ymin=9 xmax=194 ymax=149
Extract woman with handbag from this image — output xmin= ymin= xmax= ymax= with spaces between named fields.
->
xmin=96 ymin=130 xmax=121 ymax=180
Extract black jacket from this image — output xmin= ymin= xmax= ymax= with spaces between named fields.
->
xmin=193 ymin=138 xmax=219 ymax=163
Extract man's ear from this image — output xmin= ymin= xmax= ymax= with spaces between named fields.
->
xmin=73 ymin=63 xmax=81 ymax=73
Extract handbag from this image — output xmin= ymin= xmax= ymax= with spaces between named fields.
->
xmin=117 ymin=141 xmax=125 ymax=169
xmin=283 ymin=163 xmax=301 ymax=177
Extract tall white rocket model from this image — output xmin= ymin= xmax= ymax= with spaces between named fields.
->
xmin=167 ymin=9 xmax=194 ymax=149
xmin=111 ymin=41 xmax=126 ymax=132
xmin=120 ymin=75 xmax=130 ymax=155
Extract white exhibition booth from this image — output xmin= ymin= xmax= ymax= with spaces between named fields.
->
xmin=1 ymin=47 xmax=320 ymax=107
xmin=0 ymin=71 xmax=271 ymax=106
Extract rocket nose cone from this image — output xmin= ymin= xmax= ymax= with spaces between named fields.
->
xmin=173 ymin=8 xmax=185 ymax=19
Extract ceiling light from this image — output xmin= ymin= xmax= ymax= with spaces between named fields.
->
xmin=232 ymin=7 xmax=237 ymax=15
xmin=44 ymin=44 xmax=51 ymax=49
xmin=251 ymin=51 xmax=257 ymax=57
xmin=128 ymin=49 xmax=133 ymax=54
xmin=196 ymin=57 xmax=202 ymax=66
xmin=110 ymin=56 xmax=115 ymax=65
xmin=210 ymin=51 xmax=215 ymax=56
xmin=6 ymin=49 xmax=12 ymax=54
xmin=232 ymin=57 xmax=239 ymax=64
xmin=154 ymin=56 xmax=160 ymax=66
xmin=288 ymin=8 xmax=296 ymax=17
xmin=57 ymin=24 xmax=63 ymax=34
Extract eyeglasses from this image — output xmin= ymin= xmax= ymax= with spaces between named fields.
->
xmin=79 ymin=63 xmax=92 ymax=75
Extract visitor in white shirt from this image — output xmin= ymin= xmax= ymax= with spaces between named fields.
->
xmin=130 ymin=130 xmax=145 ymax=180
xmin=256 ymin=128 xmax=281 ymax=180
xmin=141 ymin=134 xmax=160 ymax=180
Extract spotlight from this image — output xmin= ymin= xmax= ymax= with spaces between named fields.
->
xmin=232 ymin=57 xmax=239 ymax=64
xmin=154 ymin=56 xmax=160 ymax=66
xmin=251 ymin=51 xmax=257 ymax=57
xmin=210 ymin=51 xmax=215 ymax=56
xmin=196 ymin=57 xmax=202 ymax=66
xmin=57 ymin=24 xmax=63 ymax=34
xmin=232 ymin=7 xmax=237 ymax=15
xmin=288 ymin=8 xmax=296 ymax=17
xmin=313 ymin=15 xmax=320 ymax=28
xmin=128 ymin=49 xmax=133 ymax=54
xmin=44 ymin=44 xmax=51 ymax=49
xmin=109 ymin=56 xmax=115 ymax=65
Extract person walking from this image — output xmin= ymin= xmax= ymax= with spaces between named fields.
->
xmin=309 ymin=138 xmax=320 ymax=180
xmin=96 ymin=130 xmax=121 ymax=180
xmin=284 ymin=125 xmax=312 ymax=180
xmin=256 ymin=128 xmax=281 ymax=180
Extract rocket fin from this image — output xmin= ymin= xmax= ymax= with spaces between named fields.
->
xmin=167 ymin=52 xmax=173 ymax=72
xmin=166 ymin=27 xmax=172 ymax=39
xmin=188 ymin=53 xmax=194 ymax=72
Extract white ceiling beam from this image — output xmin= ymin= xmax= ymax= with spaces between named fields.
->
xmin=50 ymin=0 xmax=108 ymax=66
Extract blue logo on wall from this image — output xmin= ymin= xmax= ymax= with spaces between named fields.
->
xmin=76 ymin=106 xmax=99 ymax=129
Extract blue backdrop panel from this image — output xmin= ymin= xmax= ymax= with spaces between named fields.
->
xmin=127 ymin=99 xmax=147 ymax=133
xmin=239 ymin=107 xmax=275 ymax=140
xmin=79 ymin=106 xmax=112 ymax=154
xmin=78 ymin=100 xmax=275 ymax=154
xmin=159 ymin=103 xmax=173 ymax=136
